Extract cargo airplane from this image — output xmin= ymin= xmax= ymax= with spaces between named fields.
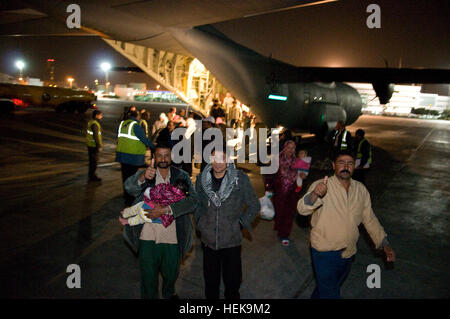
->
xmin=1 ymin=0 xmax=449 ymax=136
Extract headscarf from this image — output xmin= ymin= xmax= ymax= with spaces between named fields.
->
xmin=278 ymin=140 xmax=297 ymax=192
xmin=201 ymin=162 xmax=239 ymax=207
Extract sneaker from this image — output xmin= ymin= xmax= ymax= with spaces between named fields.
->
xmin=281 ymin=239 xmax=290 ymax=246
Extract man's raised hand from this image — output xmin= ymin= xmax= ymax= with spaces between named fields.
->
xmin=142 ymin=158 xmax=156 ymax=181
xmin=314 ymin=176 xmax=328 ymax=198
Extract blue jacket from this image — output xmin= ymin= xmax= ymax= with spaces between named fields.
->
xmin=116 ymin=117 xmax=155 ymax=166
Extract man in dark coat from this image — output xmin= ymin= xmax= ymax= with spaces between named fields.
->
xmin=195 ymin=147 xmax=260 ymax=299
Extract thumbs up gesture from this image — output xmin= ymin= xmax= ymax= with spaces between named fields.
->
xmin=142 ymin=158 xmax=156 ymax=181
xmin=313 ymin=176 xmax=328 ymax=198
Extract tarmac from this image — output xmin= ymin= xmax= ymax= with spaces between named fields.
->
xmin=0 ymin=102 xmax=448 ymax=298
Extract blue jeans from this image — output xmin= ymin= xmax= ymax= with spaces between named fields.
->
xmin=310 ymin=247 xmax=353 ymax=299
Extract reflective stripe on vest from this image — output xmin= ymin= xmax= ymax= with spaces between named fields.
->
xmin=86 ymin=120 xmax=102 ymax=147
xmin=140 ymin=119 xmax=149 ymax=136
xmin=116 ymin=120 xmax=146 ymax=155
xmin=341 ymin=130 xmax=348 ymax=150
xmin=140 ymin=119 xmax=148 ymax=129
xmin=357 ymin=138 xmax=372 ymax=164
xmin=117 ymin=120 xmax=140 ymax=140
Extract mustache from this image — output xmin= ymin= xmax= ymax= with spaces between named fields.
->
xmin=157 ymin=161 xmax=169 ymax=166
xmin=340 ymin=170 xmax=351 ymax=174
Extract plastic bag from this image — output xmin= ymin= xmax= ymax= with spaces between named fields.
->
xmin=259 ymin=191 xmax=275 ymax=220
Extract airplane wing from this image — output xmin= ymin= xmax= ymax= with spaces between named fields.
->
xmin=0 ymin=0 xmax=335 ymax=56
xmin=275 ymin=66 xmax=450 ymax=84
xmin=1 ymin=0 xmax=448 ymax=87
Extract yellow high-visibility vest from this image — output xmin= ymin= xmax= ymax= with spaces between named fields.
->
xmin=357 ymin=138 xmax=372 ymax=165
xmin=116 ymin=119 xmax=146 ymax=155
xmin=86 ymin=120 xmax=102 ymax=147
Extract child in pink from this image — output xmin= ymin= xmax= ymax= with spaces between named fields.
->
xmin=120 ymin=179 xmax=188 ymax=227
xmin=293 ymin=150 xmax=311 ymax=192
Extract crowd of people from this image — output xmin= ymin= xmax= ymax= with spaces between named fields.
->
xmin=206 ymin=92 xmax=260 ymax=131
xmin=84 ymin=97 xmax=393 ymax=301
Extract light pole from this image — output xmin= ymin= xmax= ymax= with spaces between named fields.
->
xmin=15 ymin=60 xmax=25 ymax=81
xmin=100 ymin=62 xmax=111 ymax=93
xmin=67 ymin=77 xmax=74 ymax=89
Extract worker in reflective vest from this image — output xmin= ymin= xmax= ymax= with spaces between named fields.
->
xmin=353 ymin=128 xmax=372 ymax=185
xmin=116 ymin=110 xmax=155 ymax=205
xmin=139 ymin=110 xmax=150 ymax=139
xmin=329 ymin=120 xmax=353 ymax=160
xmin=86 ymin=110 xmax=103 ymax=182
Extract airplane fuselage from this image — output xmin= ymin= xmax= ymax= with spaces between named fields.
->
xmin=171 ymin=26 xmax=362 ymax=132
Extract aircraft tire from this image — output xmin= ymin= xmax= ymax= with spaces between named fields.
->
xmin=66 ymin=103 xmax=76 ymax=113
xmin=0 ymin=100 xmax=15 ymax=114
xmin=76 ymin=104 xmax=88 ymax=114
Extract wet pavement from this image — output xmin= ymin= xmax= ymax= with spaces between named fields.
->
xmin=0 ymin=102 xmax=448 ymax=299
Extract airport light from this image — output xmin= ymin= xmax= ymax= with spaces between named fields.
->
xmin=15 ymin=60 xmax=25 ymax=78
xmin=100 ymin=62 xmax=111 ymax=93
xmin=67 ymin=77 xmax=74 ymax=88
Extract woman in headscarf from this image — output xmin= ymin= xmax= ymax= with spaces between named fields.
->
xmin=265 ymin=140 xmax=300 ymax=246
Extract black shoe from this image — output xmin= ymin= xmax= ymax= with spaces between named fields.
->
xmin=89 ymin=176 xmax=102 ymax=182
xmin=169 ymin=294 xmax=180 ymax=300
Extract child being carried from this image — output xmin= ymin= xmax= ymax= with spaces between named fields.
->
xmin=293 ymin=149 xmax=311 ymax=193
xmin=119 ymin=178 xmax=189 ymax=228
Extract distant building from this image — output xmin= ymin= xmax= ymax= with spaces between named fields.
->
xmin=0 ymin=73 xmax=15 ymax=83
xmin=347 ymin=82 xmax=449 ymax=115
xmin=129 ymin=82 xmax=146 ymax=91
xmin=114 ymin=84 xmax=133 ymax=100
xmin=46 ymin=58 xmax=55 ymax=85
xmin=27 ymin=77 xmax=44 ymax=86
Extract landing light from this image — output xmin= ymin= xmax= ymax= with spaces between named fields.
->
xmin=268 ymin=94 xmax=287 ymax=101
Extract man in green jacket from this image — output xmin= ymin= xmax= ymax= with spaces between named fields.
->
xmin=122 ymin=143 xmax=197 ymax=299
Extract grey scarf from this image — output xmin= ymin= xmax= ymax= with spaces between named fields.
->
xmin=201 ymin=163 xmax=239 ymax=207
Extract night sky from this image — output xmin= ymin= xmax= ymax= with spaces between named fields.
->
xmin=0 ymin=0 xmax=448 ymax=94
xmin=0 ymin=36 xmax=158 ymax=89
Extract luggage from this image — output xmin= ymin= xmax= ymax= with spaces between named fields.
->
xmin=259 ymin=191 xmax=275 ymax=220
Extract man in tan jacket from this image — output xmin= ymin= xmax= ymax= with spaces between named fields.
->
xmin=297 ymin=150 xmax=395 ymax=298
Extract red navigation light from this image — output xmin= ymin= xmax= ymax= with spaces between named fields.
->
xmin=12 ymin=98 xmax=29 ymax=108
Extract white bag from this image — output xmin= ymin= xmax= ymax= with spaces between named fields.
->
xmin=259 ymin=192 xmax=275 ymax=220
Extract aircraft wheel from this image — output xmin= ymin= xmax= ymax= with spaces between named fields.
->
xmin=0 ymin=100 xmax=15 ymax=114
xmin=76 ymin=104 xmax=88 ymax=114
xmin=66 ymin=103 xmax=76 ymax=113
